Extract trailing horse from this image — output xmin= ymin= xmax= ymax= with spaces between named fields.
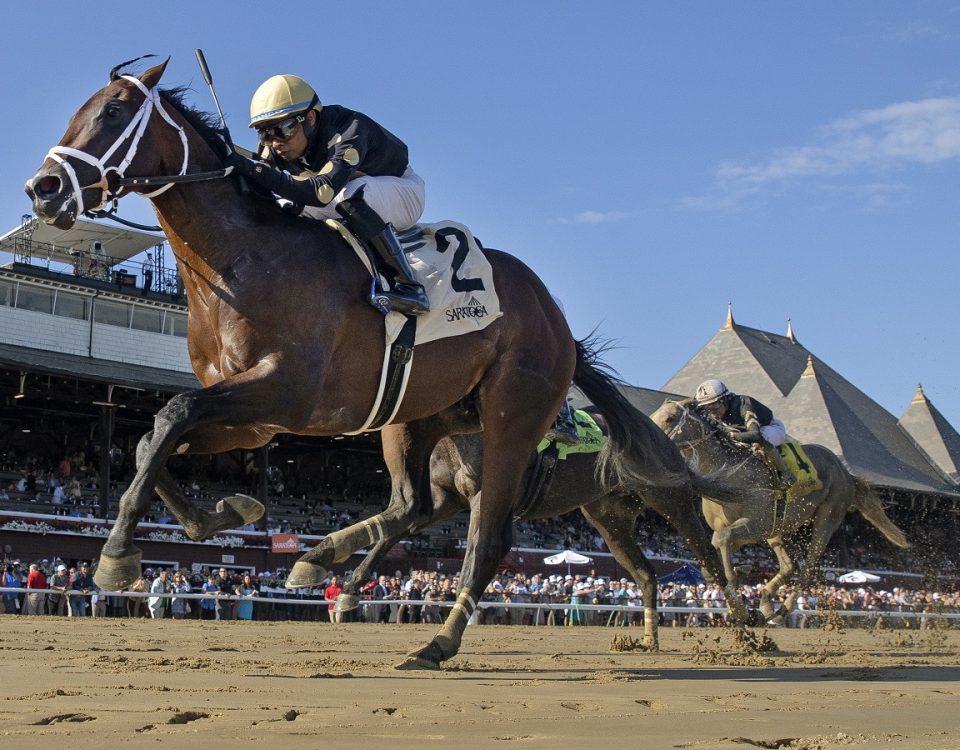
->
xmin=650 ymin=399 xmax=911 ymax=621
xmin=335 ymin=405 xmax=755 ymax=651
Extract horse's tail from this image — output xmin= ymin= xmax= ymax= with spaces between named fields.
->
xmin=572 ymin=336 xmax=693 ymax=490
xmin=851 ymin=478 xmax=911 ymax=549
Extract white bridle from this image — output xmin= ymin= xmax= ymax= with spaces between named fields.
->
xmin=44 ymin=75 xmax=188 ymax=217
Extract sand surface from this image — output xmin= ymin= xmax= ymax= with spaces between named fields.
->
xmin=0 ymin=616 xmax=958 ymax=749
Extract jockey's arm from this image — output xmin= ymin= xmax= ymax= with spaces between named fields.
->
xmin=229 ymin=116 xmax=371 ymax=208
xmin=726 ymin=407 xmax=762 ymax=443
xmin=230 ymin=158 xmax=342 ymax=208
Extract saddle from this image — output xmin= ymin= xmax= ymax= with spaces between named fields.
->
xmin=330 ymin=220 xmax=503 ymax=434
xmin=777 ymin=441 xmax=823 ymax=501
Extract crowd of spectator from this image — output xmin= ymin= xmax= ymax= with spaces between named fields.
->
xmin=2 ymin=558 xmax=958 ymax=630
xmin=2 ymin=448 xmax=957 ymax=632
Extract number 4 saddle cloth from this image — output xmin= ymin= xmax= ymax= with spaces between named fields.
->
xmin=778 ymin=440 xmax=824 ymax=501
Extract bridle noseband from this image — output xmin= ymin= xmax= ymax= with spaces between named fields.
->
xmin=664 ymin=403 xmax=713 ymax=451
xmin=45 ymin=75 xmax=189 ymax=218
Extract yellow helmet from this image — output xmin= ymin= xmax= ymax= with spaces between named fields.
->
xmin=248 ymin=74 xmax=321 ymax=128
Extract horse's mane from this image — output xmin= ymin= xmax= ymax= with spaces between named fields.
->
xmin=158 ymin=86 xmax=229 ymax=160
xmin=159 ymin=85 xmax=294 ymax=225
xmin=668 ymin=400 xmax=750 ymax=458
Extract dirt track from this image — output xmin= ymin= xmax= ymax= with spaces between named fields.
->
xmin=0 ymin=616 xmax=958 ymax=749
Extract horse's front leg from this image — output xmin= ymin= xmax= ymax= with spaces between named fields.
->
xmin=580 ymin=498 xmax=660 ymax=650
xmin=759 ymin=536 xmax=795 ymax=623
xmin=138 ymin=427 xmax=268 ymax=541
xmin=95 ymin=366 xmax=286 ymax=590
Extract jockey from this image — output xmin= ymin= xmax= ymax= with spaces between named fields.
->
xmin=225 ymin=74 xmax=429 ymax=316
xmin=694 ymin=379 xmax=796 ymax=489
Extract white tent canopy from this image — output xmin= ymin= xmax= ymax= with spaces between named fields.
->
xmin=837 ymin=570 xmax=881 ymax=584
xmin=543 ymin=550 xmax=593 ymax=566
xmin=0 ymin=216 xmax=162 ymax=267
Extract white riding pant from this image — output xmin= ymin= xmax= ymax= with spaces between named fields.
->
xmin=301 ymin=166 xmax=425 ymax=230
xmin=760 ymin=418 xmax=787 ymax=447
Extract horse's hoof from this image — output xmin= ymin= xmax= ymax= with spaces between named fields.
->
xmin=93 ymin=550 xmax=142 ymax=590
xmin=394 ymin=655 xmax=441 ymax=671
xmin=284 ymin=561 xmax=328 ymax=589
xmin=218 ymin=494 xmax=265 ymax=525
xmin=334 ymin=593 xmax=361 ymax=613
xmin=395 ymin=640 xmax=446 ymax=670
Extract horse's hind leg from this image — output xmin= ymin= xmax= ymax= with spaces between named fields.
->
xmin=580 ymin=497 xmax=660 ymax=649
xmin=395 ymin=496 xmax=514 ymax=670
xmin=287 ymin=419 xmax=447 ymax=588
xmin=396 ymin=368 xmax=564 ymax=669
xmin=336 ymin=497 xmax=465 ymax=617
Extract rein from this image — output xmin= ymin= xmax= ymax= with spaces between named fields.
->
xmin=45 ymin=74 xmax=233 ymax=225
xmin=665 ymin=404 xmax=715 ymax=452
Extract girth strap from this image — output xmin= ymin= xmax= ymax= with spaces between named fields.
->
xmin=343 ymin=314 xmax=417 ymax=435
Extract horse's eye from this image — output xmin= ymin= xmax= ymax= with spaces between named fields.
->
xmin=104 ymin=104 xmax=122 ymax=120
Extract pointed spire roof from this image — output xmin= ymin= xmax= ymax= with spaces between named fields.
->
xmin=899 ymin=385 xmax=960 ymax=480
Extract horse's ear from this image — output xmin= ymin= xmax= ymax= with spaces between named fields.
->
xmin=139 ymin=57 xmax=170 ymax=89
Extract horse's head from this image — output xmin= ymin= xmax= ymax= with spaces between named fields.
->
xmin=650 ymin=398 xmax=702 ymax=441
xmin=26 ymin=57 xmax=186 ymax=229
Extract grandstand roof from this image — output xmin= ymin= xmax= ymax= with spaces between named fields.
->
xmin=0 ymin=342 xmax=198 ymax=393
xmin=898 ymin=385 xmax=960 ymax=481
xmin=0 ymin=216 xmax=162 ymax=267
xmin=656 ymin=307 xmax=960 ymax=497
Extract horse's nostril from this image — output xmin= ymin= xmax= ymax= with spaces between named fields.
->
xmin=35 ymin=175 xmax=62 ymax=199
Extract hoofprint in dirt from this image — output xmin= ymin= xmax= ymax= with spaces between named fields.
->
xmin=0 ymin=618 xmax=958 ymax=749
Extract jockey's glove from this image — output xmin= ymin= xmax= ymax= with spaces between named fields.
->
xmin=727 ymin=426 xmax=761 ymax=443
xmin=223 ymin=153 xmax=309 ymax=204
xmin=223 ymin=151 xmax=258 ymax=178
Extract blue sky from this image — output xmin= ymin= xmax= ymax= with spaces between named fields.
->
xmin=3 ymin=3 xmax=959 ymax=426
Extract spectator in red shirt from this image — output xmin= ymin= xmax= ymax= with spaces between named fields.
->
xmin=324 ymin=576 xmax=343 ymax=623
xmin=24 ymin=563 xmax=48 ymax=616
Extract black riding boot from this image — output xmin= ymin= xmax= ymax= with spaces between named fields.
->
xmin=335 ymin=193 xmax=430 ymax=316
xmin=544 ymin=401 xmax=579 ymax=447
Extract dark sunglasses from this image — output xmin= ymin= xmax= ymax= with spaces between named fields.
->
xmin=256 ymin=115 xmax=305 ymax=143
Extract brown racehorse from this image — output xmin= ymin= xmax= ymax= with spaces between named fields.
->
xmin=334 ymin=416 xmax=756 ymax=650
xmin=650 ymin=400 xmax=911 ymax=622
xmin=26 ymin=59 xmax=730 ymax=668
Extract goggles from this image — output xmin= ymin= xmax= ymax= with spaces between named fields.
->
xmin=256 ymin=115 xmax=305 ymax=143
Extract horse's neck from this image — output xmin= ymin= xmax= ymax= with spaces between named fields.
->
xmin=684 ymin=412 xmax=753 ymax=471
xmin=151 ymin=181 xmax=259 ymax=271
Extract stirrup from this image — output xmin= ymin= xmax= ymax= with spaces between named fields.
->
xmin=368 ymin=280 xmax=430 ymax=316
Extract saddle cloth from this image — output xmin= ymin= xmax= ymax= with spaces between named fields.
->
xmin=778 ymin=440 xmax=823 ymax=501
xmin=537 ymin=409 xmax=607 ymax=460
xmin=327 ymin=219 xmax=502 ymax=345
